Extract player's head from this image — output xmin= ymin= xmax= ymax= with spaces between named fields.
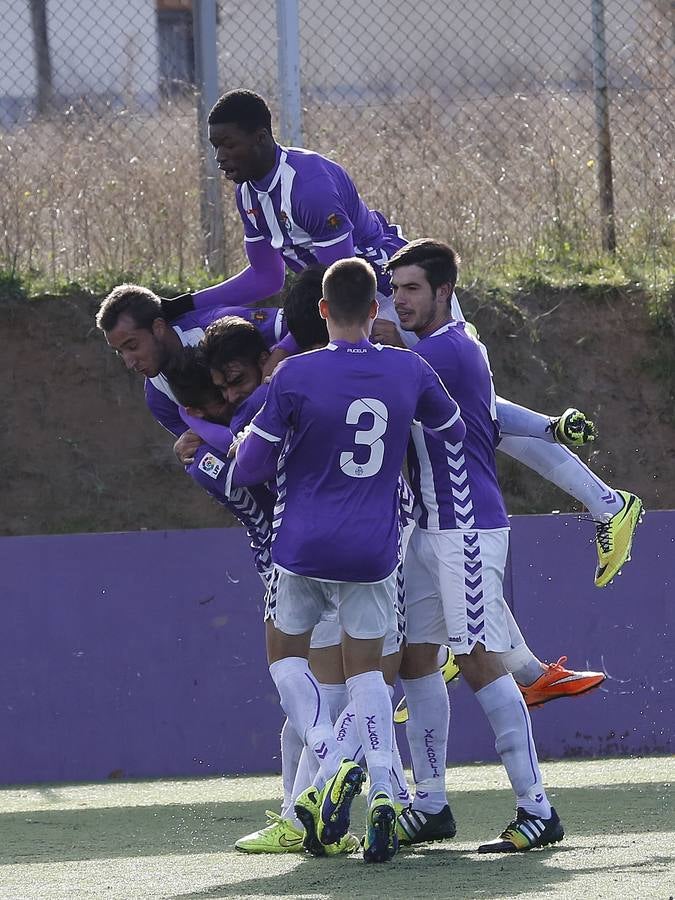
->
xmin=165 ymin=345 xmax=231 ymax=424
xmin=96 ymin=284 xmax=178 ymax=377
xmin=208 ymin=90 xmax=275 ymax=184
xmin=283 ymin=266 xmax=329 ymax=351
xmin=320 ymin=258 xmax=378 ymax=332
xmin=201 ymin=315 xmax=269 ymax=410
xmin=386 ymin=239 xmax=460 ymax=337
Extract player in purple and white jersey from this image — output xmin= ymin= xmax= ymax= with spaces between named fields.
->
xmin=387 ymin=239 xmax=564 ymax=853
xmin=95 ymin=283 xmax=285 ymax=439
xmin=229 ymin=258 xmax=465 ymax=863
xmin=159 ymin=89 xmax=424 ymax=340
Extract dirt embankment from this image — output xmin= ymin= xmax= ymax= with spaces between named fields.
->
xmin=2 ymin=286 xmax=673 ymax=536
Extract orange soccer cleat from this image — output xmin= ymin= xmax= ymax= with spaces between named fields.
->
xmin=518 ymin=656 xmax=606 ymax=709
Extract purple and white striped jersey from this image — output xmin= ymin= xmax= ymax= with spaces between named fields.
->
xmin=244 ymin=339 xmax=465 ymax=582
xmin=236 ymin=145 xmax=405 ymax=297
xmin=186 ymin=443 xmax=275 ymax=578
xmin=144 ymin=305 xmax=285 ymax=437
xmin=408 ymin=322 xmax=509 ymax=531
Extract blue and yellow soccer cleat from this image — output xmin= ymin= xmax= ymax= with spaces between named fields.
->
xmin=363 ymin=793 xmax=399 ymax=863
xmin=477 ymin=807 xmax=564 ymax=853
xmin=595 ymin=490 xmax=644 ymax=587
xmin=549 ymin=408 xmax=597 ymax=447
xmin=234 ymin=810 xmax=303 ymax=853
xmin=294 ymin=781 xmax=361 ymax=856
xmin=396 ymin=804 xmax=457 ymax=846
xmin=318 ymin=759 xmax=366 ymax=846
xmin=394 ymin=646 xmax=460 ymax=724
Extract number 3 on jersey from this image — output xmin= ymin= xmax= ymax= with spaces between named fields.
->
xmin=340 ymin=398 xmax=389 ymax=478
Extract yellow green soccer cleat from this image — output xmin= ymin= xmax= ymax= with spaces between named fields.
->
xmin=294 ymin=784 xmax=360 ymax=856
xmin=325 ymin=831 xmax=361 ymax=856
xmin=363 ymin=793 xmax=399 ymax=863
xmin=477 ymin=806 xmax=564 ymax=853
xmin=294 ymin=785 xmax=324 ymax=856
xmin=394 ymin=646 xmax=460 ymax=724
xmin=318 ymin=759 xmax=366 ymax=846
xmin=234 ymin=810 xmax=304 ymax=853
xmin=550 ymin=408 xmax=597 ymax=447
xmin=595 ymin=490 xmax=644 ymax=587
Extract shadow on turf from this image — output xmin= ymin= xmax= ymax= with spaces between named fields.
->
xmin=0 ymin=783 xmax=671 ymax=868
xmin=169 ymin=849 xmax=675 ymax=900
xmin=168 ymin=846 xmax=559 ymax=900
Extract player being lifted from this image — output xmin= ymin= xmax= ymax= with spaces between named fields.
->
xmin=162 ymin=88 xmax=642 ymax=590
xmin=227 ymin=258 xmax=466 ymax=862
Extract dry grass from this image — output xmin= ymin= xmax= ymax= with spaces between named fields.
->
xmin=0 ymin=86 xmax=671 ymax=289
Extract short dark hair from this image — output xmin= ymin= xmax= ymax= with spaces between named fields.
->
xmin=96 ymin=283 xmax=162 ymax=332
xmin=322 ymin=258 xmax=377 ymax=326
xmin=165 ymin=345 xmax=221 ymax=410
xmin=201 ymin=315 xmax=268 ymax=372
xmin=208 ymin=90 xmax=273 ymax=134
xmin=386 ymin=239 xmax=461 ymax=292
xmin=283 ymin=266 xmax=329 ymax=350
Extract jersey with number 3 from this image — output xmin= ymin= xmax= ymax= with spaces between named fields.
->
xmin=247 ymin=339 xmax=463 ymax=582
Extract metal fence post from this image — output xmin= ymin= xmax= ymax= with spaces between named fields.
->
xmin=590 ymin=0 xmax=617 ymax=254
xmin=193 ymin=0 xmax=225 ymax=274
xmin=276 ymin=0 xmax=303 ymax=146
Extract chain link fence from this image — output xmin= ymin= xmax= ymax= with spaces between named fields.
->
xmin=0 ymin=0 xmax=672 ymax=286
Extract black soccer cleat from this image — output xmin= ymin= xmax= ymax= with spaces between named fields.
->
xmin=396 ymin=803 xmax=457 ymax=845
xmin=477 ymin=806 xmax=564 ymax=852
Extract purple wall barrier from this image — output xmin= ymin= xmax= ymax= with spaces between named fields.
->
xmin=1 ymin=512 xmax=672 ymax=785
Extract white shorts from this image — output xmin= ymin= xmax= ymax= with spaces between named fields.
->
xmin=265 ymin=566 xmax=398 ymax=643
xmin=404 ymin=527 xmax=512 ymax=655
xmin=307 ymin=565 xmax=404 ymax=656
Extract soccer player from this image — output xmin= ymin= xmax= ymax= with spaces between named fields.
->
xmin=95 ymin=283 xmax=285 ymax=442
xmin=161 ymin=88 xmax=641 ymax=590
xmin=388 ymin=238 xmax=564 ymax=852
xmin=228 ymin=257 xmax=466 ymax=862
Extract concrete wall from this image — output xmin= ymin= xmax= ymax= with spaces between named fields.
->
xmin=1 ymin=511 xmax=672 ymax=785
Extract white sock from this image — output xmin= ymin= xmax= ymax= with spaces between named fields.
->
xmin=496 ymin=398 xmax=555 ymax=442
xmin=282 ymin=747 xmax=316 ymax=824
xmin=346 ymin=670 xmax=393 ymax=803
xmin=269 ymin=657 xmax=342 ymax=783
xmin=498 ymin=435 xmax=623 ymax=519
xmin=387 ymin=685 xmax=411 ymax=805
xmin=280 ymin=718 xmax=303 ymax=812
xmin=333 ymin=700 xmax=362 ymax=761
xmin=475 ymin=674 xmax=551 ymax=818
xmin=401 ymin=671 xmax=449 ymax=813
xmin=436 ymin=645 xmax=450 ymax=667
xmin=499 ymin=605 xmax=544 ymax=686
xmin=319 ymin=682 xmax=349 ymax=723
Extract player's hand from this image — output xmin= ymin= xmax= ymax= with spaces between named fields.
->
xmin=174 ymin=429 xmax=203 ymax=465
xmin=550 ymin=408 xmax=597 ymax=446
xmin=370 ymin=318 xmax=406 ymax=347
xmin=262 ymin=347 xmax=291 ymax=380
xmin=227 ymin=426 xmax=251 ymax=458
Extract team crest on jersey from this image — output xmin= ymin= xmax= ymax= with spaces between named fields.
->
xmin=326 ymin=212 xmax=342 ymax=229
xmin=245 ymin=207 xmax=260 ymax=218
xmin=279 ymin=210 xmax=293 ymax=232
xmin=253 ymin=311 xmax=267 ymax=322
xmin=198 ymin=452 xmax=225 ymax=480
